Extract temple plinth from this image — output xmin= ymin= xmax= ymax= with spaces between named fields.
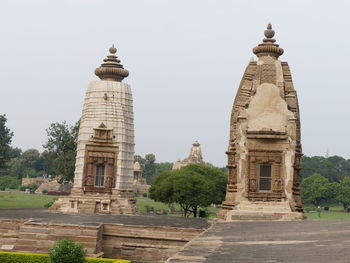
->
xmin=51 ymin=46 xmax=136 ymax=214
xmin=218 ymin=24 xmax=304 ymax=221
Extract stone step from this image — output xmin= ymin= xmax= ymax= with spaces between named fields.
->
xmin=227 ymin=210 xmax=304 ymax=221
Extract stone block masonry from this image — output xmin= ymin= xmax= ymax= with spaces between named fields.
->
xmin=0 ymin=209 xmax=208 ymax=262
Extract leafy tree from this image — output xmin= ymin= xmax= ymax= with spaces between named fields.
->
xmin=49 ymin=239 xmax=86 ymax=263
xmin=301 ymin=155 xmax=350 ymax=182
xmin=43 ymin=121 xmax=79 ymax=182
xmin=150 ymin=164 xmax=227 ymax=217
xmin=337 ymin=177 xmax=350 ymax=211
xmin=8 ymin=147 xmax=22 ymax=159
xmin=301 ymin=173 xmax=337 ymax=207
xmin=154 ymin=162 xmax=173 ymax=179
xmin=7 ymin=149 xmax=44 ymax=178
xmin=0 ymin=114 xmax=13 ymax=174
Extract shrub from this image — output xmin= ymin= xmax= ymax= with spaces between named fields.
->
xmin=48 ymin=191 xmax=70 ymax=195
xmin=50 ymin=239 xmax=86 ymax=263
xmin=0 ymin=252 xmax=49 ymax=263
xmin=44 ymin=198 xmax=58 ymax=208
xmin=0 ymin=252 xmax=130 ymax=263
xmin=305 ymin=207 xmax=312 ymax=213
xmin=19 ymin=185 xmax=27 ymax=191
xmin=0 ymin=176 xmax=20 ymax=190
xmin=42 ymin=189 xmax=48 ymax=194
xmin=142 ymin=192 xmax=148 ymax=197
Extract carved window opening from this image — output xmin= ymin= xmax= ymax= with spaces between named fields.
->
xmin=95 ymin=164 xmax=105 ymax=187
xmin=259 ymin=164 xmax=272 ymax=191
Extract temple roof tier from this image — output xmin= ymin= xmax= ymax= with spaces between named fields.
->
xmin=95 ymin=45 xmax=129 ymax=81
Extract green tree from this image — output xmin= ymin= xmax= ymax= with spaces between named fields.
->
xmin=7 ymin=149 xmax=44 ymax=178
xmin=150 ymin=164 xmax=227 ymax=217
xmin=8 ymin=147 xmax=22 ymax=159
xmin=301 ymin=173 xmax=336 ymax=207
xmin=337 ymin=177 xmax=350 ymax=211
xmin=49 ymin=239 xmax=86 ymax=263
xmin=0 ymin=114 xmax=14 ymax=174
xmin=43 ymin=121 xmax=79 ymax=182
xmin=301 ymin=155 xmax=350 ymax=182
xmin=154 ymin=162 xmax=173 ymax=179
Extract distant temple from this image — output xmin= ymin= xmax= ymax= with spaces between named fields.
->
xmin=218 ymin=24 xmax=304 ymax=221
xmin=51 ymin=45 xmax=136 ymax=214
xmin=133 ymin=161 xmax=150 ymax=195
xmin=172 ymin=141 xmax=206 ymax=170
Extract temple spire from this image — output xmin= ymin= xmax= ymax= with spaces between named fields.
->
xmin=253 ymin=23 xmax=284 ymax=59
xmin=94 ymin=45 xmax=129 ymax=82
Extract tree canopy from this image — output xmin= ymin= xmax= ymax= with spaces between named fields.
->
xmin=301 ymin=173 xmax=338 ymax=207
xmin=149 ymin=164 xmax=227 ymax=217
xmin=43 ymin=121 xmax=79 ymax=182
xmin=0 ymin=114 xmax=14 ymax=174
xmin=301 ymin=155 xmax=350 ymax=182
xmin=336 ymin=177 xmax=350 ymax=211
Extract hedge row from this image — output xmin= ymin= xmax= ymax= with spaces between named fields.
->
xmin=0 ymin=252 xmax=130 ymax=263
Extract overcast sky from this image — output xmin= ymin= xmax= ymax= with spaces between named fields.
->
xmin=1 ymin=0 xmax=350 ymax=166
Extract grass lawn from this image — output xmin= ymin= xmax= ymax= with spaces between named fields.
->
xmin=136 ymin=196 xmax=219 ymax=217
xmin=0 ymin=190 xmax=57 ymax=209
xmin=305 ymin=211 xmax=350 ymax=220
xmin=4 ymin=192 xmax=350 ymax=221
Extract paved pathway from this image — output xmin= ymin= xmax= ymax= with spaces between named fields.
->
xmin=167 ymin=220 xmax=350 ymax=263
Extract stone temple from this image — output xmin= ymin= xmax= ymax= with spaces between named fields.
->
xmin=172 ymin=141 xmax=206 ymax=170
xmin=51 ymin=45 xmax=136 ymax=214
xmin=218 ymin=24 xmax=304 ymax=221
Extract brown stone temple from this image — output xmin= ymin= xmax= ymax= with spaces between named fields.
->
xmin=218 ymin=24 xmax=304 ymax=221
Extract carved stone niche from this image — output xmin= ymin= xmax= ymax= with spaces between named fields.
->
xmin=247 ymin=150 xmax=285 ymax=202
xmin=82 ymin=123 xmax=119 ymax=194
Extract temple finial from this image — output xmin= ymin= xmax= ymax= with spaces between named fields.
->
xmin=264 ymin=22 xmax=275 ymax=38
xmin=95 ymin=45 xmax=129 ymax=82
xmin=109 ymin=44 xmax=117 ymax=54
xmin=253 ymin=23 xmax=283 ymax=58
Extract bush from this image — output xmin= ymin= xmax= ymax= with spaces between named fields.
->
xmin=19 ymin=183 xmax=39 ymax=193
xmin=48 ymin=191 xmax=70 ymax=195
xmin=44 ymin=198 xmax=58 ymax=208
xmin=42 ymin=189 xmax=48 ymax=194
xmin=0 ymin=252 xmax=130 ymax=263
xmin=142 ymin=193 xmax=148 ymax=197
xmin=0 ymin=252 xmax=49 ymax=263
xmin=50 ymin=239 xmax=86 ymax=263
xmin=305 ymin=207 xmax=312 ymax=213
xmin=0 ymin=176 xmax=20 ymax=190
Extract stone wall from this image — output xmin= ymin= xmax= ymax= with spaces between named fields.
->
xmin=102 ymin=224 xmax=202 ymax=263
xmin=22 ymin=178 xmax=47 ymax=186
xmin=0 ymin=219 xmax=203 ymax=262
xmin=0 ymin=220 xmax=23 ymax=251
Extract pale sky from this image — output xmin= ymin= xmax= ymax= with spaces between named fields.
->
xmin=1 ymin=0 xmax=350 ymax=167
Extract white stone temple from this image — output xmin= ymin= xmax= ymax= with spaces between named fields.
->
xmin=172 ymin=141 xmax=206 ymax=170
xmin=51 ymin=45 xmax=136 ymax=214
